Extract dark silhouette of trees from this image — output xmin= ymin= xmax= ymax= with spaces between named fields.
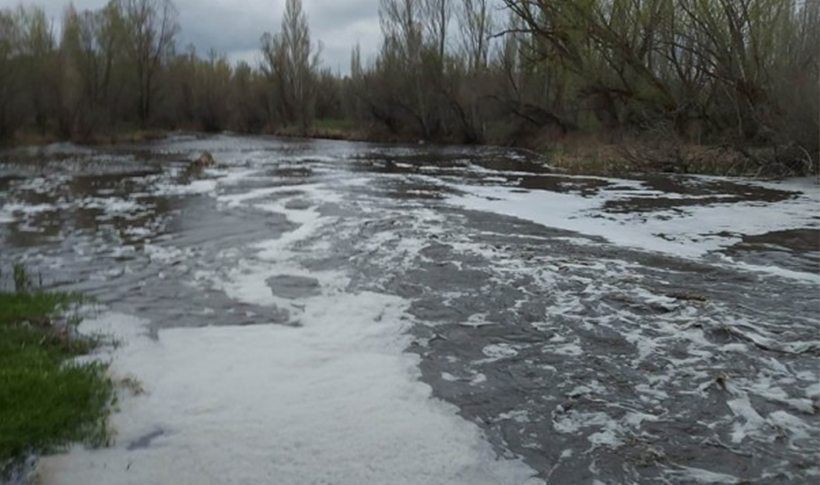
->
xmin=0 ymin=0 xmax=816 ymax=174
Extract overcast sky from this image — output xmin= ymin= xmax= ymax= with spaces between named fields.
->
xmin=1 ymin=0 xmax=383 ymax=72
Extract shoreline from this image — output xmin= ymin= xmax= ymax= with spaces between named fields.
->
xmin=2 ymin=128 xmax=817 ymax=179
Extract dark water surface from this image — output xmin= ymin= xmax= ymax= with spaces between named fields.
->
xmin=1 ymin=134 xmax=818 ymax=484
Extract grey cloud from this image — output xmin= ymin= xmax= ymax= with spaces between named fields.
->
xmin=0 ymin=0 xmax=382 ymax=71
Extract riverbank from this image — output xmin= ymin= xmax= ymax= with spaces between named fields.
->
xmin=268 ymin=122 xmax=818 ymax=178
xmin=2 ymin=124 xmax=816 ymax=179
xmin=0 ymin=269 xmax=111 ymax=483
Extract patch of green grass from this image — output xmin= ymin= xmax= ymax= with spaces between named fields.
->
xmin=0 ymin=290 xmax=112 ymax=476
xmin=0 ymin=291 xmax=87 ymax=326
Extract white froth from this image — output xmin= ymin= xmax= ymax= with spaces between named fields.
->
xmin=480 ymin=343 xmax=519 ymax=362
xmin=36 ymin=299 xmax=538 ymax=485
xmin=36 ymin=164 xmax=541 ymax=485
xmin=447 ymin=177 xmax=819 ymax=277
xmin=667 ymin=465 xmax=742 ymax=484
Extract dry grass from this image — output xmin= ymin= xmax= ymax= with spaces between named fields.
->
xmin=528 ymin=129 xmax=808 ymax=177
xmin=542 ymin=136 xmax=635 ymax=176
xmin=271 ymin=120 xmax=396 ymax=143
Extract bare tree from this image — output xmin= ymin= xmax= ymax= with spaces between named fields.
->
xmin=16 ymin=6 xmax=57 ymax=134
xmin=119 ymin=0 xmax=179 ymax=128
xmin=95 ymin=1 xmax=127 ymax=125
xmin=59 ymin=5 xmax=112 ymax=137
xmin=261 ymin=0 xmax=320 ymax=130
xmin=459 ymin=0 xmax=492 ymax=71
xmin=350 ymin=43 xmax=362 ymax=79
xmin=0 ymin=9 xmax=21 ymax=138
xmin=379 ymin=0 xmax=424 ymax=72
xmin=0 ymin=0 xmax=815 ymax=174
xmin=379 ymin=0 xmax=434 ymax=137
xmin=423 ymin=0 xmax=451 ymax=70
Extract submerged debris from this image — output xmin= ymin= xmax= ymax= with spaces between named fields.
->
xmin=666 ymin=291 xmax=709 ymax=303
xmin=192 ymin=150 xmax=216 ymax=168
xmin=714 ymin=372 xmax=732 ymax=391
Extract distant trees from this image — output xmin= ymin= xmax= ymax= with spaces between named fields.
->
xmin=119 ymin=0 xmax=179 ymax=128
xmin=0 ymin=0 xmax=816 ymax=174
xmin=229 ymin=61 xmax=268 ymax=133
xmin=0 ymin=6 xmax=59 ymax=138
xmin=495 ymin=0 xmax=819 ymax=170
xmin=0 ymin=8 xmax=23 ymax=138
xmin=459 ymin=0 xmax=492 ymax=72
xmin=57 ymin=5 xmax=116 ymax=137
xmin=166 ymin=48 xmax=232 ymax=132
xmin=0 ymin=0 xmax=260 ymax=138
xmin=0 ymin=1 xmax=175 ymax=138
xmin=423 ymin=0 xmax=451 ymax=69
xmin=261 ymin=0 xmax=321 ymax=130
xmin=345 ymin=0 xmax=818 ymax=172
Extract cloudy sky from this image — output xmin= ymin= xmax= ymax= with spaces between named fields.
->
xmin=1 ymin=0 xmax=383 ymax=72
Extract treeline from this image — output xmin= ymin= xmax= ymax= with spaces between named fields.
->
xmin=0 ymin=0 xmax=334 ymax=139
xmin=359 ymin=0 xmax=819 ymax=172
xmin=0 ymin=0 xmax=817 ymax=173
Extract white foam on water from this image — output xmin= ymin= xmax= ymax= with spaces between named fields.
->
xmin=480 ymin=343 xmax=519 ymax=361
xmin=200 ymin=183 xmax=348 ymax=315
xmin=460 ymin=313 xmax=494 ymax=327
xmin=497 ymin=410 xmax=531 ymax=424
xmin=76 ymin=197 xmax=142 ymax=214
xmin=732 ymin=260 xmax=820 ymax=284
xmin=0 ymin=202 xmax=56 ymax=215
xmin=446 ymin=177 xmax=819 ymax=274
xmin=36 ymin=164 xmax=541 ymax=485
xmin=153 ymin=178 xmax=218 ymax=196
xmin=36 ymin=299 xmax=539 ymax=485
xmin=666 ymin=465 xmax=743 ymax=484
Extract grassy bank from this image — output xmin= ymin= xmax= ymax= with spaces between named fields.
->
xmin=0 ymin=273 xmax=112 ymax=479
xmin=4 ymin=122 xmax=812 ymax=178
xmin=523 ymin=131 xmax=817 ymax=177
xmin=271 ymin=119 xmax=373 ymax=142
xmin=279 ymin=121 xmax=815 ymax=178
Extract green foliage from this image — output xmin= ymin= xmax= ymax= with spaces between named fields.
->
xmin=0 ymin=326 xmax=111 ymax=466
xmin=0 ymin=291 xmax=88 ymax=326
xmin=12 ymin=263 xmax=29 ymax=292
xmin=0 ymin=289 xmax=111 ymax=475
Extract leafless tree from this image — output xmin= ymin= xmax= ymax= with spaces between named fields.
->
xmin=423 ymin=0 xmax=451 ymax=70
xmin=459 ymin=0 xmax=492 ymax=71
xmin=261 ymin=0 xmax=321 ymax=130
xmin=119 ymin=0 xmax=179 ymax=128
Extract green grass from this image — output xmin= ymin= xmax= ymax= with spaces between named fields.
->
xmin=0 ymin=289 xmax=112 ymax=476
xmin=0 ymin=291 xmax=87 ymax=326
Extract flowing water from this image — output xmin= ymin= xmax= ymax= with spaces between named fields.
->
xmin=1 ymin=134 xmax=818 ymax=484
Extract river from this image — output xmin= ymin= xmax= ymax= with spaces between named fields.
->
xmin=1 ymin=134 xmax=818 ymax=484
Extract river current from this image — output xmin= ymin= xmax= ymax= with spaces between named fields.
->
xmin=1 ymin=134 xmax=817 ymax=484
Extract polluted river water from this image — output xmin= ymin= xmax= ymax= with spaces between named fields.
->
xmin=0 ymin=134 xmax=817 ymax=484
